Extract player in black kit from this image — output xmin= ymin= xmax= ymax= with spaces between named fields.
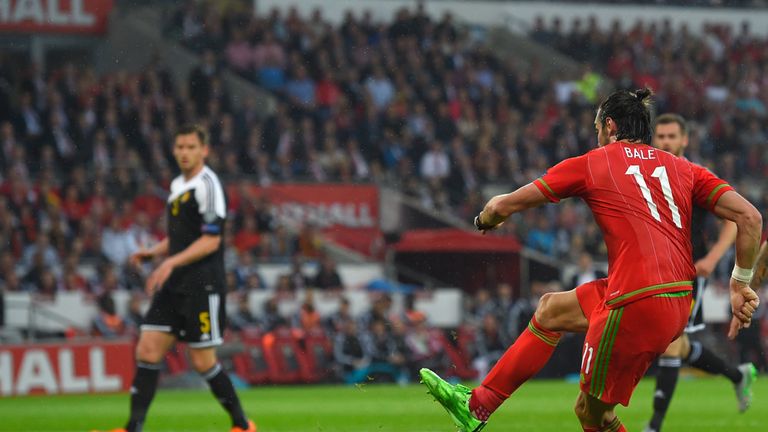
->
xmin=96 ymin=125 xmax=256 ymax=432
xmin=644 ymin=114 xmax=757 ymax=432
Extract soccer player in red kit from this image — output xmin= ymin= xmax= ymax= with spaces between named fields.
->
xmin=420 ymin=89 xmax=762 ymax=432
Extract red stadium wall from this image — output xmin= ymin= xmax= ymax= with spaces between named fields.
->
xmin=0 ymin=0 xmax=114 ymax=35
xmin=0 ymin=340 xmax=134 ymax=396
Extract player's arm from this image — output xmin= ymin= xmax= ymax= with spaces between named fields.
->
xmin=475 ymin=183 xmax=550 ymax=231
xmin=750 ymin=240 xmax=768 ymax=288
xmin=130 ymin=238 xmax=170 ymax=267
xmin=475 ymin=155 xmax=588 ymax=232
xmin=145 ymin=235 xmax=221 ymax=295
xmin=164 ymin=235 xmax=222 ymax=268
xmin=694 ymin=220 xmax=737 ymax=277
xmin=710 ymin=190 xmax=762 ymax=338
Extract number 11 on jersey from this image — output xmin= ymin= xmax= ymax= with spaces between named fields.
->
xmin=626 ymin=165 xmax=683 ymax=228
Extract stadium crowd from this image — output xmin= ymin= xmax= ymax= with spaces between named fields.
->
xmin=0 ymin=2 xmax=766 ymax=380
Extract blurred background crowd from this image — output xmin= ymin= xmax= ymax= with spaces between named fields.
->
xmin=0 ymin=0 xmax=766 ymax=382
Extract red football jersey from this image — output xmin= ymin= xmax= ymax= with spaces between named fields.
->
xmin=533 ymin=141 xmax=733 ymax=308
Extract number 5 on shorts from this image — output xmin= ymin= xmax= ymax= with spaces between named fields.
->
xmin=199 ymin=312 xmax=211 ymax=333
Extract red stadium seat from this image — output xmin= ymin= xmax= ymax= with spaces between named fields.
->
xmin=233 ymin=329 xmax=271 ymax=385
xmin=298 ymin=328 xmax=334 ymax=382
xmin=262 ymin=327 xmax=310 ymax=384
xmin=164 ymin=343 xmax=190 ymax=375
xmin=431 ymin=329 xmax=478 ymax=380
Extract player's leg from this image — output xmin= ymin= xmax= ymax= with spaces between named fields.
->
xmin=118 ymin=287 xmax=180 ymax=432
xmin=646 ymin=335 xmax=688 ymax=432
xmin=583 ymin=293 xmax=690 ymax=432
xmin=685 ymin=337 xmax=755 ymax=412
xmin=186 ymin=291 xmax=255 ymax=432
xmin=574 ymin=391 xmax=625 ymax=432
xmin=678 ymin=277 xmax=754 ymax=412
xmin=420 ymin=279 xmax=605 ymax=431
xmin=469 ymin=287 xmax=588 ymax=417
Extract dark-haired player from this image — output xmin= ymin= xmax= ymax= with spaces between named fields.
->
xmin=420 ymin=90 xmax=761 ymax=432
xmin=95 ymin=125 xmax=256 ymax=432
xmin=644 ymin=114 xmax=756 ymax=432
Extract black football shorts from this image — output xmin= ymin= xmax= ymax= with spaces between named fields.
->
xmin=141 ymin=286 xmax=227 ymax=348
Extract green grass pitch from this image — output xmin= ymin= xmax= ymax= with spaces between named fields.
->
xmin=0 ymin=377 xmax=764 ymax=431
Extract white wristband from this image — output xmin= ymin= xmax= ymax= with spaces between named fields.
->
xmin=731 ymin=264 xmax=754 ymax=284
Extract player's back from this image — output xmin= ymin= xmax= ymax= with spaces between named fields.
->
xmin=535 ymin=141 xmax=732 ymax=308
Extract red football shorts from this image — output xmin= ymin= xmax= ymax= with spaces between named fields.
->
xmin=576 ymin=279 xmax=690 ymax=406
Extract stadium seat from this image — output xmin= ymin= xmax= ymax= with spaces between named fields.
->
xmin=233 ymin=328 xmax=271 ymax=385
xmin=431 ymin=329 xmax=478 ymax=380
xmin=262 ymin=327 xmax=311 ymax=384
xmin=298 ymin=328 xmax=334 ymax=382
xmin=164 ymin=343 xmax=190 ymax=375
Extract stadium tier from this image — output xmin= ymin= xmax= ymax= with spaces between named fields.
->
xmin=0 ymin=3 xmax=765 ymax=425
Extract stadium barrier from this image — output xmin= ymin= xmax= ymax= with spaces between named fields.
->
xmin=0 ymin=340 xmax=134 ymax=396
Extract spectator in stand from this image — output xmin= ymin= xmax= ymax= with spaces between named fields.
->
xmin=473 ymin=313 xmax=511 ymax=378
xmin=91 ymin=264 xmax=126 ymax=296
xmin=20 ymin=233 xmax=59 ymax=276
xmin=469 ymin=289 xmax=496 ymax=326
xmin=132 ymin=178 xmax=166 ymax=220
xmin=365 ymin=66 xmax=395 ymax=111
xmin=229 ymin=293 xmax=259 ymax=333
xmin=234 ymin=217 xmax=261 ymax=254
xmin=359 ymin=294 xmax=393 ymax=330
xmin=526 ymin=215 xmax=557 ymax=257
xmin=569 ymin=251 xmax=607 ymax=290
xmin=92 ymin=293 xmax=128 ymax=339
xmin=325 ymin=296 xmax=353 ymax=334
xmin=284 ymin=255 xmax=311 ymax=291
xmin=295 ymin=291 xmax=323 ymax=334
xmin=419 ymin=140 xmax=451 ymax=184
xmin=363 ymin=319 xmax=409 ymax=384
xmin=274 ymin=274 xmax=296 ymax=300
xmin=405 ymin=312 xmax=445 ymax=375
xmin=334 ymin=319 xmax=370 ymax=384
xmin=261 ymin=297 xmax=288 ymax=332
xmin=253 ymin=32 xmax=287 ymax=91
xmin=225 ymin=29 xmax=253 ymax=75
xmin=297 ymin=223 xmax=323 ymax=258
xmin=101 ymin=214 xmax=140 ymax=266
xmin=253 ymin=196 xmax=275 ymax=233
xmin=285 ymin=65 xmax=316 ymax=115
xmin=312 ymin=255 xmax=343 ymax=292
xmin=267 ymin=225 xmax=296 ymax=261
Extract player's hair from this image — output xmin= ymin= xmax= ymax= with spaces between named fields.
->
xmin=175 ymin=123 xmax=209 ymax=146
xmin=653 ymin=113 xmax=688 ymax=136
xmin=597 ymin=88 xmax=653 ymax=144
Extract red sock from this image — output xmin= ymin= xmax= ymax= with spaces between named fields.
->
xmin=469 ymin=316 xmax=561 ymax=421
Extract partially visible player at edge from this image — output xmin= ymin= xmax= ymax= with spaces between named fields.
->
xmin=419 ymin=89 xmax=762 ymax=432
xmin=644 ymin=113 xmax=757 ymax=432
xmin=94 ymin=125 xmax=256 ymax=432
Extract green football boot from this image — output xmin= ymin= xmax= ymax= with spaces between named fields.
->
xmin=420 ymin=368 xmax=487 ymax=432
xmin=735 ymin=363 xmax=757 ymax=413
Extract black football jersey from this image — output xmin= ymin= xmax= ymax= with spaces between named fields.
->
xmin=691 ymin=206 xmax=708 ymax=261
xmin=165 ymin=165 xmax=226 ymax=293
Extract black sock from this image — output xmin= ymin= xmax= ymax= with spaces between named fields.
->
xmin=202 ymin=363 xmax=249 ymax=429
xmin=125 ymin=361 xmax=161 ymax=432
xmin=687 ymin=341 xmax=742 ymax=384
xmin=648 ymin=357 xmax=681 ymax=431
